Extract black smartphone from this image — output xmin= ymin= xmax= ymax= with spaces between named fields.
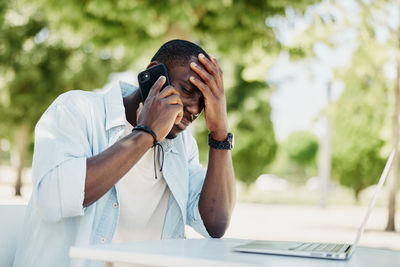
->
xmin=138 ymin=63 xmax=171 ymax=101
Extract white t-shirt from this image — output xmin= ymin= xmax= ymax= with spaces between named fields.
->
xmin=112 ymin=121 xmax=170 ymax=243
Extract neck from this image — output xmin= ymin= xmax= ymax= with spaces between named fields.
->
xmin=123 ymin=90 xmax=142 ymax=127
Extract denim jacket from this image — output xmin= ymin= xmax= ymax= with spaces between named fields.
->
xmin=13 ymin=81 xmax=210 ymax=267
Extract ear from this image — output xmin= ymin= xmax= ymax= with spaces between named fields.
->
xmin=146 ymin=61 xmax=160 ymax=69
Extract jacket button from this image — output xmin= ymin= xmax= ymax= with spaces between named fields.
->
xmin=113 ymin=203 xmax=118 ymax=208
xmin=100 ymin=237 xmax=106 ymax=243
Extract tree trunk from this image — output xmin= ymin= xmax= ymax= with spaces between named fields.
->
xmin=0 ymin=140 xmax=2 ymax=170
xmin=14 ymin=125 xmax=29 ymax=196
xmin=386 ymin=59 xmax=400 ymax=232
xmin=319 ymin=82 xmax=332 ymax=209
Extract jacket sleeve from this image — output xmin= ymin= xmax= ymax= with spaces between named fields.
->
xmin=185 ymin=132 xmax=211 ymax=237
xmin=31 ymin=93 xmax=92 ymax=222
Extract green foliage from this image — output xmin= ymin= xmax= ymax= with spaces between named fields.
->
xmin=285 ymin=131 xmax=319 ymax=165
xmin=330 ymin=37 xmax=390 ymax=200
xmin=0 ymin=0 xmax=320 ymax=187
xmin=330 ymin=91 xmax=387 ymax=200
xmin=278 ymin=0 xmax=394 ymax=199
xmin=0 ymin=2 xmax=128 ymax=151
xmin=265 ymin=131 xmax=319 ymax=184
xmin=227 ymin=65 xmax=277 ymax=186
xmin=33 ymin=0 xmax=319 ymax=55
xmin=195 ymin=65 xmax=278 ymax=186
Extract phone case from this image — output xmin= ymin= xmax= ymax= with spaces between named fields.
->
xmin=138 ymin=64 xmax=171 ymax=101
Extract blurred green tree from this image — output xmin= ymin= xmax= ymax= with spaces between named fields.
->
xmin=327 ymin=1 xmax=399 ymax=230
xmin=285 ymin=131 xmax=319 ymax=166
xmin=339 ymin=0 xmax=398 ymax=230
xmin=331 ymin=63 xmax=388 ymax=201
xmin=328 ymin=11 xmax=390 ymax=200
xmin=195 ymin=64 xmax=278 ymax=186
xmin=1 ymin=0 xmax=321 ymax=193
xmin=276 ymin=0 xmax=398 ymax=228
xmin=30 ymin=0 xmax=318 ymax=185
xmin=265 ymin=131 xmax=318 ymax=183
xmin=0 ymin=1 xmax=128 ymax=195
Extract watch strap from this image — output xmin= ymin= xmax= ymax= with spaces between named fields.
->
xmin=208 ymin=132 xmax=234 ymax=150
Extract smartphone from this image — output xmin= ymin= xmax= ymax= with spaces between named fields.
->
xmin=138 ymin=63 xmax=171 ymax=101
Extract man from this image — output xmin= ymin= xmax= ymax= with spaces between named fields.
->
xmin=13 ymin=39 xmax=236 ymax=267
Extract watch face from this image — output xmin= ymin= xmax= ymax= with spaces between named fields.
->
xmin=228 ymin=133 xmax=234 ymax=149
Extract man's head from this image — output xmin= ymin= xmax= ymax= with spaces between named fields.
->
xmin=151 ymin=39 xmax=209 ymax=71
xmin=149 ymin=39 xmax=210 ymax=139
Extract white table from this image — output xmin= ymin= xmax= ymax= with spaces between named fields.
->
xmin=70 ymin=238 xmax=400 ymax=267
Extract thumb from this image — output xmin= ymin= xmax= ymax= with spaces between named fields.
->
xmin=174 ymin=109 xmax=183 ymax=125
xmin=136 ymin=102 xmax=144 ymax=122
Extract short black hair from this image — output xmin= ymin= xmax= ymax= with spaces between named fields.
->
xmin=151 ymin=39 xmax=209 ymax=71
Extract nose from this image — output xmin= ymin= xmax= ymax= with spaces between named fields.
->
xmin=183 ymin=94 xmax=203 ymax=120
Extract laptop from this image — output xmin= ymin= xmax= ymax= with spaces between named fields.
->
xmin=233 ymin=149 xmax=395 ymax=260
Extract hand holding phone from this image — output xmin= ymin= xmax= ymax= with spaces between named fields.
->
xmin=136 ymin=64 xmax=183 ymax=142
xmin=138 ymin=64 xmax=171 ymax=102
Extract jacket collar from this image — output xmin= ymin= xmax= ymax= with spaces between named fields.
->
xmin=104 ymin=81 xmax=136 ymax=131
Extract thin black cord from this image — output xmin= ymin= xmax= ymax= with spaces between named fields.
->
xmin=132 ymin=125 xmax=164 ymax=179
xmin=154 ymin=143 xmax=164 ymax=179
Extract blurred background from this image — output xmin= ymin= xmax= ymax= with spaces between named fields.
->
xmin=0 ymin=0 xmax=399 ymax=251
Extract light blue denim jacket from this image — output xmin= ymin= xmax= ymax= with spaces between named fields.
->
xmin=13 ymin=81 xmax=210 ymax=267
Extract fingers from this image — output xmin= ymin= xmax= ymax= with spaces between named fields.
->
xmin=158 ymin=86 xmax=183 ymax=115
xmin=174 ymin=109 xmax=183 ymax=125
xmin=161 ymin=94 xmax=183 ymax=125
xmin=136 ymin=102 xmax=143 ymax=122
xmin=161 ymin=94 xmax=183 ymax=106
xmin=209 ymin=55 xmax=223 ymax=75
xmin=158 ymin=85 xmax=180 ymax=99
xmin=147 ymin=76 xmax=166 ymax=98
xmin=150 ymin=84 xmax=182 ymax=116
xmin=200 ymin=54 xmax=223 ymax=90
xmin=189 ymin=76 xmax=212 ymax=97
xmin=190 ymin=53 xmax=225 ymax=95
xmin=198 ymin=53 xmax=221 ymax=77
xmin=190 ymin=62 xmax=217 ymax=91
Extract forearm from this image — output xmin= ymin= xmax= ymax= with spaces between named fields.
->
xmin=190 ymin=53 xmax=235 ymax=237
xmin=199 ymin=147 xmax=236 ymax=238
xmin=84 ymin=131 xmax=153 ymax=207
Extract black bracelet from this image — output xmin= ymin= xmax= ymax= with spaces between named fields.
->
xmin=132 ymin=125 xmax=158 ymax=147
xmin=132 ymin=125 xmax=164 ymax=179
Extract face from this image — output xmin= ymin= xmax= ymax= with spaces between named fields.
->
xmin=165 ymin=57 xmax=204 ymax=139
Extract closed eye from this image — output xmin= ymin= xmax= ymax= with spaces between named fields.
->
xmin=182 ymin=87 xmax=193 ymax=95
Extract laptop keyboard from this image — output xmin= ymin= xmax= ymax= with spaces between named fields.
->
xmin=292 ymin=243 xmax=346 ymax=252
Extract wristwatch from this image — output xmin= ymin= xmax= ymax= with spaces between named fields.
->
xmin=208 ymin=132 xmax=234 ymax=150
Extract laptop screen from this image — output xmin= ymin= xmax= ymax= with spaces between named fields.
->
xmin=348 ymin=149 xmax=395 ymax=257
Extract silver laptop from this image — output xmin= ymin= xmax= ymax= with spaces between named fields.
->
xmin=233 ymin=149 xmax=395 ymax=260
